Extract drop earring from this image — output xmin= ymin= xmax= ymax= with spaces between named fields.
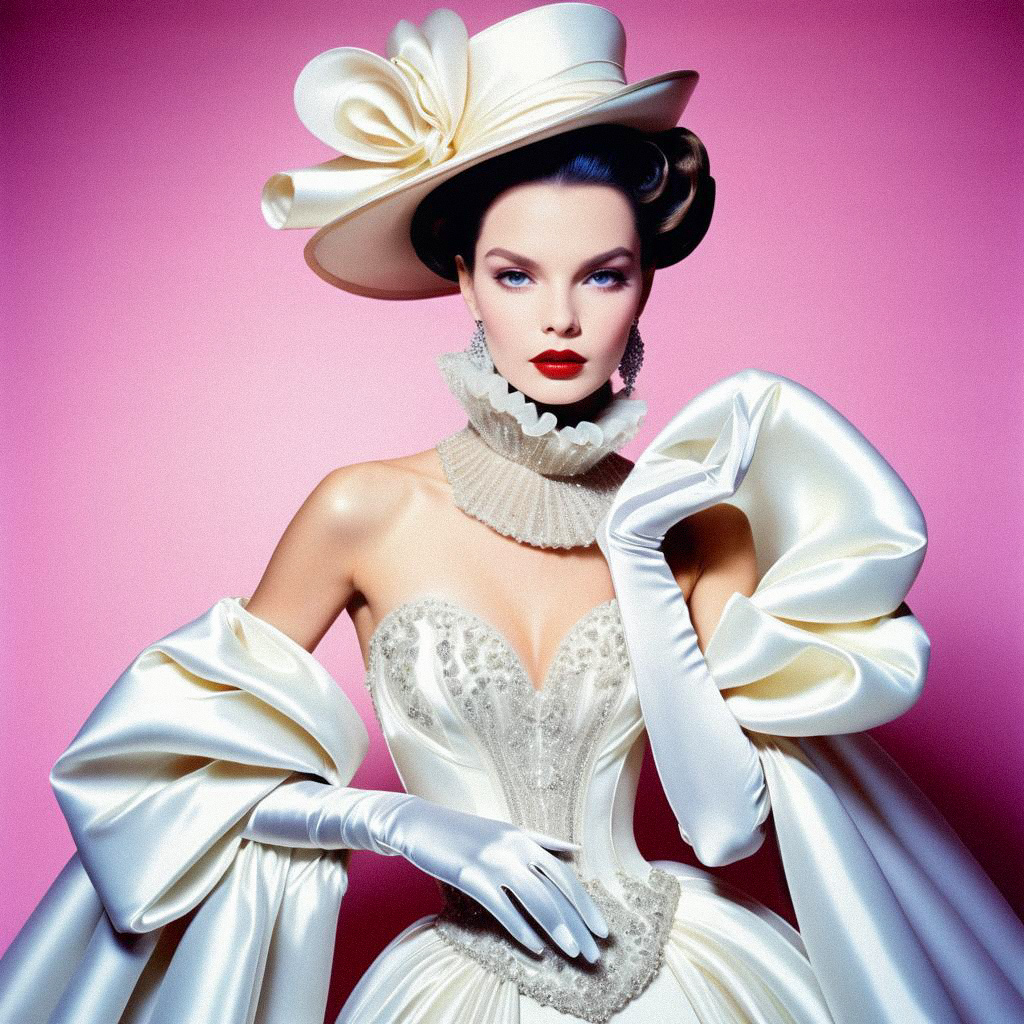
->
xmin=618 ymin=318 xmax=644 ymax=397
xmin=467 ymin=319 xmax=494 ymax=371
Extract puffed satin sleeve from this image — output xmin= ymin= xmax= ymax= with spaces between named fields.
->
xmin=636 ymin=368 xmax=1024 ymax=1024
xmin=0 ymin=596 xmax=370 ymax=1024
xmin=656 ymin=368 xmax=931 ymax=736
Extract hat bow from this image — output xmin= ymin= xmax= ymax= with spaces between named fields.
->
xmin=265 ymin=5 xmax=629 ymax=230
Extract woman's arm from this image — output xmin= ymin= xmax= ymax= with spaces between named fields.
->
xmin=603 ymin=499 xmax=769 ymax=867
xmin=240 ymin=463 xmax=610 ymax=961
xmin=244 ymin=463 xmax=385 ymax=651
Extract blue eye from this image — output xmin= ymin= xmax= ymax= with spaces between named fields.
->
xmin=496 ymin=270 xmax=531 ymax=288
xmin=589 ymin=269 xmax=627 ymax=288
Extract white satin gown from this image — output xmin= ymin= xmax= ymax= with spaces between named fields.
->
xmin=339 ymin=593 xmax=832 ymax=1024
xmin=1 ymin=369 xmax=1022 ymax=1024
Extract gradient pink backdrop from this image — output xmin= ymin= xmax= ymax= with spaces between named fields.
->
xmin=3 ymin=0 xmax=1022 ymax=1014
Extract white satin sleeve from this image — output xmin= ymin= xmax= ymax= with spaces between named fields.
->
xmin=0 ymin=595 xmax=370 ymax=1024
xmin=633 ymin=367 xmax=931 ymax=736
xmin=625 ymin=369 xmax=1024 ymax=1023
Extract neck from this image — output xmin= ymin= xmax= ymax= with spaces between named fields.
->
xmin=513 ymin=380 xmax=614 ymax=430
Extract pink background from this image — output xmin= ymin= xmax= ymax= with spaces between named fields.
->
xmin=3 ymin=0 xmax=1022 ymax=1013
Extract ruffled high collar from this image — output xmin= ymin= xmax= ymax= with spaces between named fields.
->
xmin=435 ymin=350 xmax=648 ymax=549
xmin=436 ymin=350 xmax=647 ymax=477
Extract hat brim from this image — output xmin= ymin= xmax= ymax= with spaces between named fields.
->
xmin=302 ymin=70 xmax=699 ymax=300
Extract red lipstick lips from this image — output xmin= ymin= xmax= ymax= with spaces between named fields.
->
xmin=530 ymin=348 xmax=586 ymax=380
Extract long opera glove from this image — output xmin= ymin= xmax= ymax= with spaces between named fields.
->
xmin=242 ymin=778 xmax=610 ymax=961
xmin=597 ymin=385 xmax=779 ymax=866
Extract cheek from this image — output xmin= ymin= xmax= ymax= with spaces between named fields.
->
xmin=474 ymin=279 xmax=637 ymax=366
xmin=472 ymin=289 xmax=528 ymax=374
xmin=475 ymin=283 xmax=534 ymax=346
xmin=584 ymin=294 xmax=636 ymax=359
xmin=475 ymin=278 xmax=511 ymax=313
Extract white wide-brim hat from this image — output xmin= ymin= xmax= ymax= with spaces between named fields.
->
xmin=262 ymin=3 xmax=699 ymax=300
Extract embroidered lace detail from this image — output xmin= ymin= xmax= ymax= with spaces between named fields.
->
xmin=429 ymin=597 xmax=627 ymax=841
xmin=434 ymin=867 xmax=681 ymax=1023
xmin=364 ymin=602 xmax=443 ymax=742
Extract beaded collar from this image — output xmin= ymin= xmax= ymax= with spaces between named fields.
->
xmin=435 ymin=350 xmax=647 ymax=549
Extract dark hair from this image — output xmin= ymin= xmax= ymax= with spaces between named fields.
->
xmin=410 ymin=122 xmax=715 ymax=281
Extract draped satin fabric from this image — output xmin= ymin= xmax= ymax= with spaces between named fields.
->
xmin=619 ymin=368 xmax=1024 ymax=1023
xmin=1 ymin=369 xmax=1023 ymax=1023
xmin=762 ymin=734 xmax=1024 ymax=1024
xmin=0 ymin=600 xmax=368 ymax=1024
xmin=647 ymin=369 xmax=932 ymax=737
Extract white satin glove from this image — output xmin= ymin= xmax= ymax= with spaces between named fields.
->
xmin=242 ymin=779 xmax=609 ymax=961
xmin=598 ymin=386 xmax=778 ymax=866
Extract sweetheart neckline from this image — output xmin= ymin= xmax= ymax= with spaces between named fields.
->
xmin=367 ymin=594 xmax=621 ymax=697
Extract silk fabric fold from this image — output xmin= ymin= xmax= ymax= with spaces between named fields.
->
xmin=0 ymin=598 xmax=367 ymax=1024
xmin=265 ymin=5 xmax=631 ymax=231
xmin=611 ymin=368 xmax=1024 ymax=1022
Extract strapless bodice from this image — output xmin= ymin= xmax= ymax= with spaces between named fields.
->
xmin=364 ymin=595 xmax=651 ymax=880
xmin=363 ymin=594 xmax=684 ymax=1022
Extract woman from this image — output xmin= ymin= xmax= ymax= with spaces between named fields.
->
xmin=1 ymin=5 xmax=1022 ymax=1024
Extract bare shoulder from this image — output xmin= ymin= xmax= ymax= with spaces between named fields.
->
xmin=688 ymin=504 xmax=758 ymax=649
xmin=688 ymin=503 xmax=758 ymax=604
xmin=243 ymin=447 xmax=446 ymax=652
xmin=313 ymin=446 xmax=446 ymax=542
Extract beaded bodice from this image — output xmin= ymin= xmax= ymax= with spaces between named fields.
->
xmin=364 ymin=595 xmax=681 ymax=1023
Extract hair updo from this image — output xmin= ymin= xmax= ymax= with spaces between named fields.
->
xmin=410 ymin=122 xmax=715 ymax=280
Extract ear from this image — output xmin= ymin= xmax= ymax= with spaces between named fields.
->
xmin=455 ymin=255 xmax=481 ymax=321
xmin=637 ymin=264 xmax=656 ymax=318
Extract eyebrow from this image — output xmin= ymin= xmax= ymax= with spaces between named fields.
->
xmin=483 ymin=246 xmax=636 ymax=270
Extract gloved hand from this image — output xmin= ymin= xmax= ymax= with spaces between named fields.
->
xmin=242 ymin=779 xmax=609 ymax=961
xmin=597 ymin=386 xmax=778 ymax=866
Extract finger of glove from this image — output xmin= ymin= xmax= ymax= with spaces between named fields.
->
xmin=531 ymin=868 xmax=601 ymax=962
xmin=609 ymin=459 xmax=734 ymax=543
xmin=715 ymin=405 xmax=758 ymax=492
xmin=690 ymin=406 xmax=759 ymax=503
xmin=716 ymin=383 xmax=777 ymax=491
xmin=528 ymin=853 xmax=609 ymax=939
xmin=503 ymin=869 xmax=588 ymax=959
xmin=636 ymin=400 xmax=754 ymax=511
xmin=611 ymin=387 xmax=775 ymax=543
xmin=460 ymin=874 xmax=547 ymax=955
xmin=612 ymin=457 xmax=709 ymax=526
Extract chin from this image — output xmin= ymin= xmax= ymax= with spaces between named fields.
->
xmin=516 ymin=373 xmax=609 ymax=407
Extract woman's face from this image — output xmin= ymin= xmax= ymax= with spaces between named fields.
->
xmin=455 ymin=181 xmax=655 ymax=406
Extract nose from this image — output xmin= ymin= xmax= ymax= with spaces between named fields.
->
xmin=543 ymin=287 xmax=580 ymax=338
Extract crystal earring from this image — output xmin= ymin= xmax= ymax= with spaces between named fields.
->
xmin=618 ymin=318 xmax=644 ymax=397
xmin=467 ymin=319 xmax=494 ymax=371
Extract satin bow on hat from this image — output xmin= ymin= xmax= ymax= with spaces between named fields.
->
xmin=294 ymin=10 xmax=469 ymax=173
xmin=262 ymin=5 xmax=645 ymax=232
